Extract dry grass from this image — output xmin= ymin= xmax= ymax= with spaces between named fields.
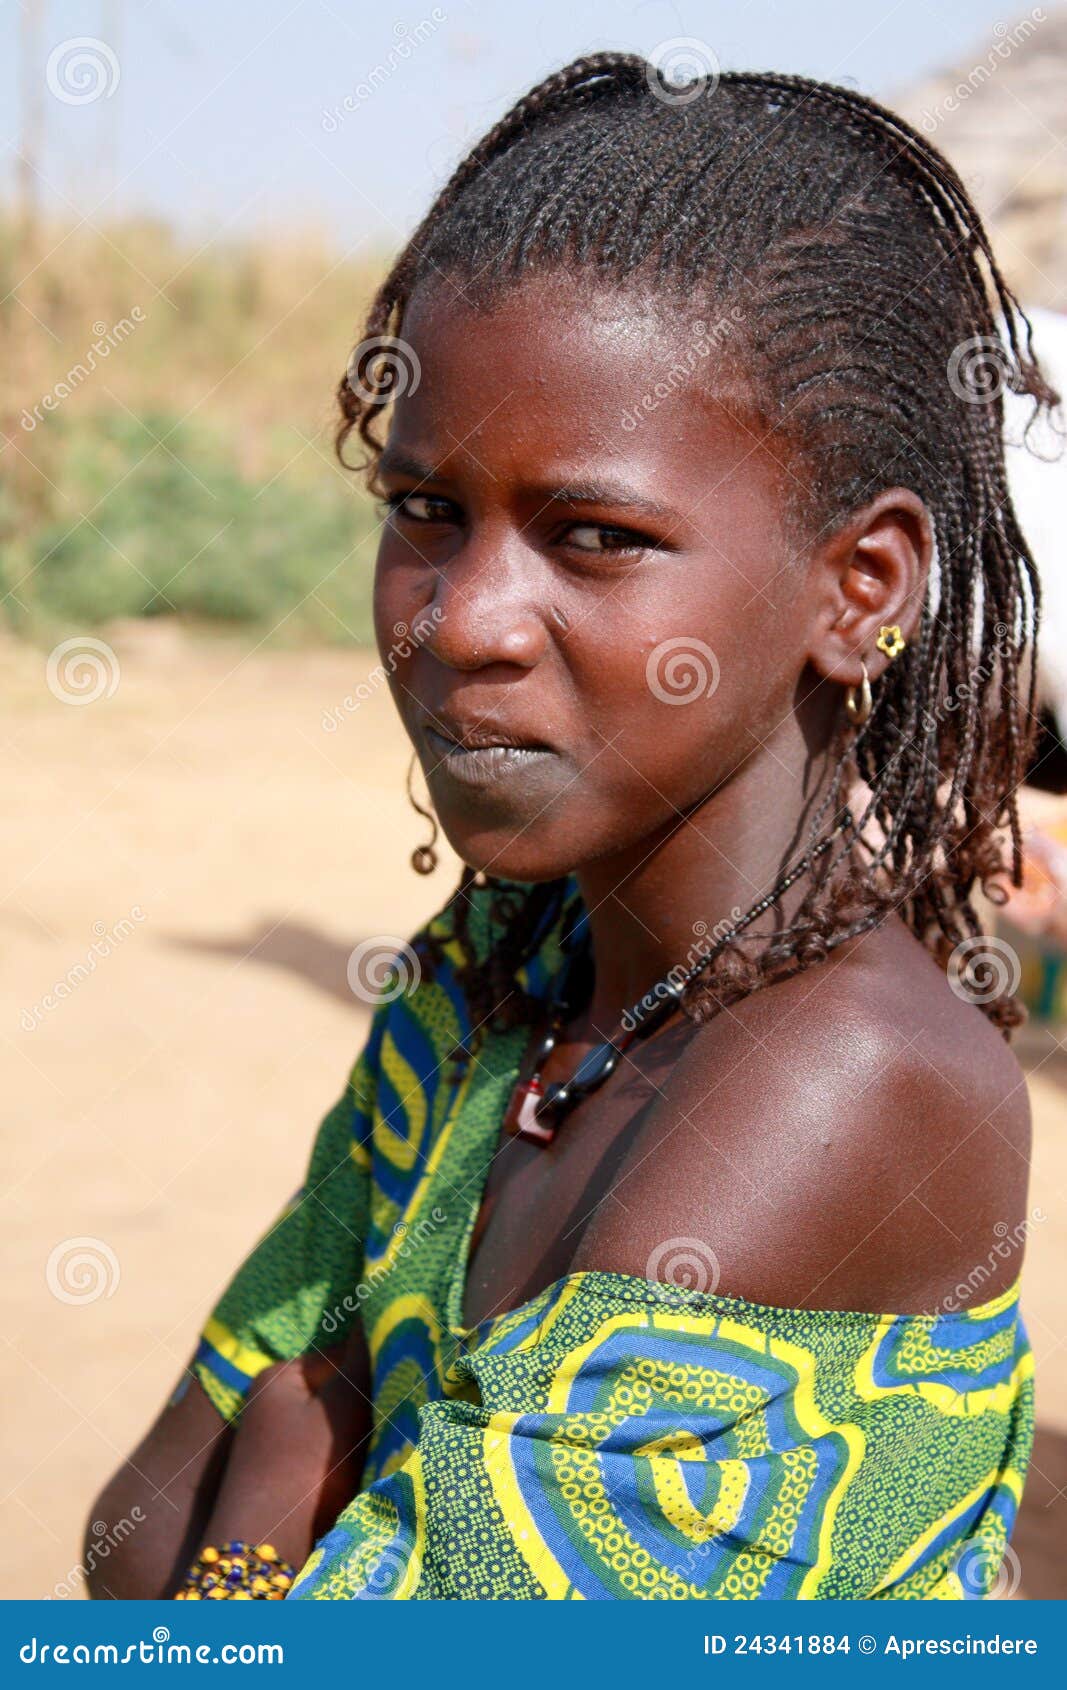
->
xmin=1 ymin=211 xmax=389 ymax=640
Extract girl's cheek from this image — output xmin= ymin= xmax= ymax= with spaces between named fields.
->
xmin=374 ymin=559 xmax=422 ymax=651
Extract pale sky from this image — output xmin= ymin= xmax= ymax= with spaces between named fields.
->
xmin=0 ymin=0 xmax=1033 ymax=249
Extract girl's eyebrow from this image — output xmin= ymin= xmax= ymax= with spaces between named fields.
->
xmin=541 ymin=481 xmax=675 ymax=520
xmin=378 ymin=451 xmax=676 ymax=522
xmin=377 ymin=448 xmax=439 ymax=483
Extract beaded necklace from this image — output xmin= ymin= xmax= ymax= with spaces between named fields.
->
xmin=503 ymin=810 xmax=855 ymax=1145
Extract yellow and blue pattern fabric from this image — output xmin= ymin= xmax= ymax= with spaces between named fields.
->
xmin=191 ymin=881 xmax=1034 ymax=1601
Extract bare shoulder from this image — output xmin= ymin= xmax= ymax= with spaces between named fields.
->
xmin=572 ymin=917 xmax=1032 ymax=1313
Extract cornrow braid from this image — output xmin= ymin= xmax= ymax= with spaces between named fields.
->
xmin=336 ymin=53 xmax=1059 ymax=1036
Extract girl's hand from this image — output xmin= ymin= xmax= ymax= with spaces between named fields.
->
xmin=193 ymin=1326 xmax=373 ymax=1577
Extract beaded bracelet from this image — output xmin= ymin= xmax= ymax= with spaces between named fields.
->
xmin=175 ymin=1540 xmax=296 ymax=1600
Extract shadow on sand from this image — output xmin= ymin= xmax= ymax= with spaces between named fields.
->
xmin=171 ymin=919 xmax=371 ymax=1007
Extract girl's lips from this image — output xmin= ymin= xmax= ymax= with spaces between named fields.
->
xmin=423 ymin=726 xmax=556 ymax=786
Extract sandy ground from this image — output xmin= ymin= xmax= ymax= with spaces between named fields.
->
xmin=2 ymin=624 xmax=1065 ymax=1601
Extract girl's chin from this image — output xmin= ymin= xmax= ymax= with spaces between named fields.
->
xmin=428 ymin=771 xmax=578 ymax=869
xmin=441 ymin=831 xmax=582 ymax=887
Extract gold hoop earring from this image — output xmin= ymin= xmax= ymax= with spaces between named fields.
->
xmin=844 ymin=661 xmax=872 ymax=727
xmin=876 ymin=624 xmax=905 ymax=659
xmin=406 ymin=755 xmax=439 ymax=875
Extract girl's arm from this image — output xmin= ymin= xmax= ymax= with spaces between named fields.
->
xmin=86 ymin=1376 xmax=233 ymax=1599
xmin=192 ymin=1328 xmax=373 ymax=1577
xmin=87 ymin=1325 xmax=372 ymax=1598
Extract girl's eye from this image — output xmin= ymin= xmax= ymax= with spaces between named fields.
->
xmin=384 ymin=492 xmax=457 ymax=524
xmin=381 ymin=498 xmax=655 ymax=558
xmin=563 ymin=523 xmax=650 ymax=556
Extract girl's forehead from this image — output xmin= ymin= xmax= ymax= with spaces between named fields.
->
xmin=396 ymin=271 xmax=764 ymax=461
xmin=405 ymin=267 xmax=718 ymax=352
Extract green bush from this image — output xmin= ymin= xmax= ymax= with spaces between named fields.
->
xmin=6 ymin=409 xmax=381 ymax=643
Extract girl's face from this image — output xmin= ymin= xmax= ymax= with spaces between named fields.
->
xmin=373 ymin=272 xmax=830 ymax=882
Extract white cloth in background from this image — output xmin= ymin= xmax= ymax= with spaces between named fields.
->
xmin=1003 ymin=304 xmax=1067 ymax=742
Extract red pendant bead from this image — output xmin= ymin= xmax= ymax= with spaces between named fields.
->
xmin=503 ymin=1076 xmax=557 ymax=1145
xmin=492 ymin=813 xmax=857 ymax=1148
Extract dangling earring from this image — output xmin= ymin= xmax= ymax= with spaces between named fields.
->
xmin=844 ymin=661 xmax=873 ymax=727
xmin=406 ymin=755 xmax=438 ymax=875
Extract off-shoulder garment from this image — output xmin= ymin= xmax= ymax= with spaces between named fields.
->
xmin=191 ymin=883 xmax=1033 ymax=1600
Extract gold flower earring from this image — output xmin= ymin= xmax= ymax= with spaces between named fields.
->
xmin=845 ymin=628 xmax=905 ymax=727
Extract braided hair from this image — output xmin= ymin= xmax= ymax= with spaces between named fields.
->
xmin=336 ymin=53 xmax=1059 ymax=1036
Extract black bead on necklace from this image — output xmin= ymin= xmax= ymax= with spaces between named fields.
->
xmin=503 ymin=810 xmax=855 ymax=1146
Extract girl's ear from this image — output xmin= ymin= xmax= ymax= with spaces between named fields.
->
xmin=806 ymin=487 xmax=932 ymax=687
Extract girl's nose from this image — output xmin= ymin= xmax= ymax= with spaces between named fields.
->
xmin=422 ymin=554 xmax=549 ymax=673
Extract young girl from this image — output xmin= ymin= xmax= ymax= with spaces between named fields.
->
xmin=91 ymin=54 xmax=1048 ymax=1601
